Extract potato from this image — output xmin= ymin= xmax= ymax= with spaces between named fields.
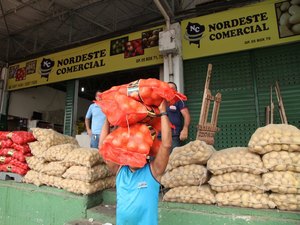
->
xmin=248 ymin=124 xmax=300 ymax=154
xmin=216 ymin=191 xmax=276 ymax=209
xmin=262 ymin=171 xmax=300 ymax=194
xmin=31 ymin=128 xmax=79 ymax=148
xmin=209 ymin=172 xmax=266 ymax=193
xmin=62 ymin=164 xmax=113 ymax=182
xmin=262 ymin=151 xmax=300 ymax=172
xmin=61 ymin=176 xmax=115 ymax=195
xmin=207 ymin=147 xmax=266 ymax=175
xmin=63 ymin=148 xmax=103 ymax=167
xmin=42 ymin=144 xmax=78 ymax=161
xmin=270 ymin=193 xmax=300 ymax=211
xmin=161 ymin=164 xmax=207 ymax=188
xmin=163 ymin=185 xmax=216 ymax=204
xmin=166 ymin=140 xmax=214 ymax=171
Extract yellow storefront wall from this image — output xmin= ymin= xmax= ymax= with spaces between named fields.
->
xmin=181 ymin=0 xmax=300 ymax=59
xmin=7 ymin=26 xmax=163 ymax=91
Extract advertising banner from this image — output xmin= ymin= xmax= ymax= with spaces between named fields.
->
xmin=7 ymin=27 xmax=163 ymax=90
xmin=182 ymin=0 xmax=300 ymax=60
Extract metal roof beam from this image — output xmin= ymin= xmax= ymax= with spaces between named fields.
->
xmin=0 ymin=0 xmax=108 ymax=38
xmin=0 ymin=1 xmax=10 ymax=35
xmin=74 ymin=11 xmax=112 ymax=32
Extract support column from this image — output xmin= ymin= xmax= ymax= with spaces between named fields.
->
xmin=161 ymin=23 xmax=184 ymax=93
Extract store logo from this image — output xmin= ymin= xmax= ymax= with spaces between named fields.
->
xmin=40 ymin=58 xmax=54 ymax=81
xmin=184 ymin=22 xmax=205 ymax=48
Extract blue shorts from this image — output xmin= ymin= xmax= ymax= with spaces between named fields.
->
xmin=90 ymin=134 xmax=100 ymax=149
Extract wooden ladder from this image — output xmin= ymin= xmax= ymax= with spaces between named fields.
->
xmin=266 ymin=81 xmax=288 ymax=125
xmin=196 ymin=64 xmax=221 ymax=145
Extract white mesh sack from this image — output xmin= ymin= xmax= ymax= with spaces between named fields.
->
xmin=163 ymin=185 xmax=216 ymax=204
xmin=42 ymin=143 xmax=78 ymax=161
xmin=216 ymin=191 xmax=276 ymax=209
xmin=269 ymin=193 xmax=300 ymax=211
xmin=63 ymin=147 xmax=103 ymax=167
xmin=161 ymin=164 xmax=208 ymax=188
xmin=248 ymin=124 xmax=300 ymax=154
xmin=207 ymin=147 xmax=267 ymax=175
xmin=208 ymin=172 xmax=266 ymax=193
xmin=262 ymin=171 xmax=300 ymax=194
xmin=166 ymin=140 xmax=214 ymax=171
xmin=61 ymin=176 xmax=116 ymax=195
xmin=62 ymin=164 xmax=112 ymax=182
xmin=262 ymin=151 xmax=300 ymax=172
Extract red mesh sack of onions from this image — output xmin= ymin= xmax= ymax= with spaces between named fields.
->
xmin=0 ymin=132 xmax=10 ymax=140
xmin=0 ymin=131 xmax=35 ymax=145
xmin=11 ymin=143 xmax=31 ymax=154
xmin=96 ymin=91 xmax=160 ymax=127
xmin=0 ymin=156 xmax=28 ymax=170
xmin=0 ymin=164 xmax=28 ymax=175
xmin=0 ymin=139 xmax=13 ymax=148
xmin=99 ymin=123 xmax=157 ymax=168
xmin=99 ymin=78 xmax=187 ymax=107
xmin=0 ymin=148 xmax=26 ymax=162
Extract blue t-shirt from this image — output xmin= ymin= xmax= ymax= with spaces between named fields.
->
xmin=167 ymin=101 xmax=187 ymax=136
xmin=116 ymin=164 xmax=160 ymax=225
xmin=85 ymin=103 xmax=106 ymax=134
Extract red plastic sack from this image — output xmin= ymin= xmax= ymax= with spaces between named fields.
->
xmin=0 ymin=131 xmax=35 ymax=144
xmin=9 ymin=131 xmax=36 ymax=145
xmin=11 ymin=143 xmax=31 ymax=154
xmin=0 ymin=148 xmax=26 ymax=162
xmin=0 ymin=139 xmax=13 ymax=148
xmin=0 ymin=131 xmax=9 ymax=140
xmin=0 ymin=164 xmax=28 ymax=175
xmin=0 ymin=156 xmax=28 ymax=170
xmin=100 ymin=78 xmax=187 ymax=106
xmin=96 ymin=92 xmax=159 ymax=127
xmin=100 ymin=123 xmax=156 ymax=167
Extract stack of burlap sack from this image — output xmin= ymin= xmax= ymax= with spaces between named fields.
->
xmin=161 ymin=140 xmax=216 ymax=205
xmin=23 ymin=128 xmax=115 ymax=195
xmin=162 ymin=124 xmax=300 ymax=211
xmin=248 ymin=124 xmax=300 ymax=211
xmin=207 ymin=147 xmax=274 ymax=209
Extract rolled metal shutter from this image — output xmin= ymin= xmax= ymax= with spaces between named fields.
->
xmin=184 ymin=42 xmax=300 ymax=150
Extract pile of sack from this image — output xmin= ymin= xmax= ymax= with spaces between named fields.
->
xmin=97 ymin=78 xmax=186 ymax=168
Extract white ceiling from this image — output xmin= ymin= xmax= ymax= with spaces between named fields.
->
xmin=0 ymin=0 xmax=258 ymax=65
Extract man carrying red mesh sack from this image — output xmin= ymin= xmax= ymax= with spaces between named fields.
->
xmin=99 ymin=99 xmax=171 ymax=225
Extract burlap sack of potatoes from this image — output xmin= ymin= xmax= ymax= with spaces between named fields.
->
xmin=61 ymin=176 xmax=115 ymax=195
xmin=269 ymin=193 xmax=300 ymax=211
xmin=39 ymin=172 xmax=64 ymax=189
xmin=166 ymin=140 xmax=214 ymax=171
xmin=31 ymin=128 xmax=78 ymax=149
xmin=40 ymin=161 xmax=68 ymax=176
xmin=28 ymin=141 xmax=47 ymax=158
xmin=161 ymin=164 xmax=207 ymax=188
xmin=262 ymin=171 xmax=300 ymax=194
xmin=42 ymin=143 xmax=78 ymax=161
xmin=207 ymin=147 xmax=267 ymax=175
xmin=262 ymin=151 xmax=300 ymax=172
xmin=248 ymin=124 xmax=300 ymax=155
xmin=23 ymin=170 xmax=64 ymax=188
xmin=26 ymin=156 xmax=46 ymax=171
xmin=163 ymin=185 xmax=216 ymax=204
xmin=22 ymin=170 xmax=42 ymax=186
xmin=62 ymin=164 xmax=112 ymax=182
xmin=208 ymin=172 xmax=266 ymax=193
xmin=216 ymin=190 xmax=276 ymax=209
xmin=63 ymin=148 xmax=103 ymax=167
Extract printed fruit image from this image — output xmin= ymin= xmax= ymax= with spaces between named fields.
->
xmin=110 ymin=37 xmax=128 ymax=56
xmin=124 ymin=39 xmax=144 ymax=58
xmin=142 ymin=28 xmax=162 ymax=48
